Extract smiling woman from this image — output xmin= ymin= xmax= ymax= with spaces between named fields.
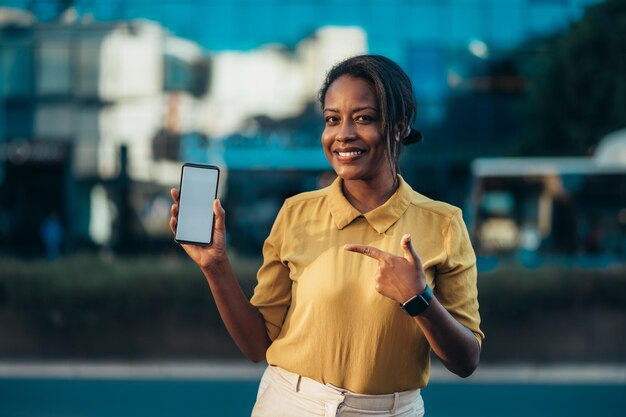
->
xmin=320 ymin=57 xmax=422 ymax=171
xmin=322 ymin=76 xmax=389 ymax=199
xmin=319 ymin=56 xmax=423 ymax=215
xmin=169 ymin=55 xmax=482 ymax=417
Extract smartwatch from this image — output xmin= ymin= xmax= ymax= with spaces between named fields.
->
xmin=400 ymin=284 xmax=433 ymax=317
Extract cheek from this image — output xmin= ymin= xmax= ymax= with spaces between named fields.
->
xmin=321 ymin=130 xmax=333 ymax=151
xmin=371 ymin=133 xmax=387 ymax=153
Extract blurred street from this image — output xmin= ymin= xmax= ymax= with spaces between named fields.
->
xmin=1 ymin=362 xmax=625 ymax=417
xmin=2 ymin=361 xmax=625 ymax=384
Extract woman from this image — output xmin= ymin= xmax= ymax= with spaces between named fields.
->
xmin=169 ymin=55 xmax=483 ymax=417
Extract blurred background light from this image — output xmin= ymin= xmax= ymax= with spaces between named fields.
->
xmin=467 ymin=39 xmax=489 ymax=59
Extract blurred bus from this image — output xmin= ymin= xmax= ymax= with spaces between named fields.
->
xmin=468 ymin=157 xmax=626 ymax=268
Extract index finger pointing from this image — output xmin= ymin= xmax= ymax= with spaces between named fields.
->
xmin=344 ymin=244 xmax=386 ymax=260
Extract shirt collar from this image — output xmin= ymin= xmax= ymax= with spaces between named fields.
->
xmin=327 ymin=175 xmax=413 ymax=234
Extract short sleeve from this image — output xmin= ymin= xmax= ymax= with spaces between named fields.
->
xmin=435 ymin=210 xmax=485 ymax=346
xmin=250 ymin=203 xmax=293 ymax=341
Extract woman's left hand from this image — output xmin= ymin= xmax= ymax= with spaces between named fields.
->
xmin=344 ymin=234 xmax=426 ymax=304
xmin=347 ymin=233 xmax=481 ymax=377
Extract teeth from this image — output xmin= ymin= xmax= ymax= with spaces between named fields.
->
xmin=338 ymin=151 xmax=363 ymax=157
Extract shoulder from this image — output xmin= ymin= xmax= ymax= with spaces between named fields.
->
xmin=406 ymin=189 xmax=462 ymax=222
xmin=268 ymin=187 xmax=331 ymax=236
xmin=282 ymin=186 xmax=330 ymax=209
xmin=399 ymin=176 xmax=461 ymax=221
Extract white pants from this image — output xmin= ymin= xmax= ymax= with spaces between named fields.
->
xmin=251 ymin=366 xmax=425 ymax=417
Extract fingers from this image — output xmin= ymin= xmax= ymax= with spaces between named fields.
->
xmin=401 ymin=234 xmax=421 ymax=266
xmin=169 ymin=212 xmax=177 ymax=235
xmin=344 ymin=243 xmax=386 ymax=260
xmin=169 ymin=188 xmax=179 ymax=235
xmin=170 ymin=188 xmax=179 ymax=202
xmin=345 ymin=235 xmax=423 ymax=266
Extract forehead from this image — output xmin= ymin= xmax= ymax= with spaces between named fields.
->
xmin=324 ymin=75 xmax=377 ymax=107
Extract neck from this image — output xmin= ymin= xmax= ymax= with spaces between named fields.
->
xmin=342 ymin=174 xmax=398 ymax=214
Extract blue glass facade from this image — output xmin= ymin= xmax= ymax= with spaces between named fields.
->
xmin=1 ymin=0 xmax=601 ymax=130
xmin=0 ymin=0 xmax=609 ymax=254
xmin=3 ymin=1 xmax=600 ymax=50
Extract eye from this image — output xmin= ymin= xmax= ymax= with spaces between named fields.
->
xmin=355 ymin=114 xmax=375 ymax=123
xmin=325 ymin=115 xmax=339 ymax=125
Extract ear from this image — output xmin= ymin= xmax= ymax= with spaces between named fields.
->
xmin=394 ymin=122 xmax=408 ymax=142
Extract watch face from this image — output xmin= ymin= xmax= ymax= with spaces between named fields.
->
xmin=401 ymin=285 xmax=433 ymax=316
xmin=402 ymin=296 xmax=427 ymax=316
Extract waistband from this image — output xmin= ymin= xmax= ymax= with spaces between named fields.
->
xmin=266 ymin=365 xmax=421 ymax=413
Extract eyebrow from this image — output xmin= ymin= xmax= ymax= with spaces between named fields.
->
xmin=323 ymin=106 xmax=379 ymax=113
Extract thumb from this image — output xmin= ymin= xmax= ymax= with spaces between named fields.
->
xmin=213 ymin=199 xmax=226 ymax=232
xmin=401 ymin=234 xmax=420 ymax=266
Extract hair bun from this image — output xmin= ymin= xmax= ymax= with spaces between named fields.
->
xmin=401 ymin=128 xmax=423 ymax=145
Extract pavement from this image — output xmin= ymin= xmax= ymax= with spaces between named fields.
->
xmin=0 ymin=361 xmax=624 ymax=384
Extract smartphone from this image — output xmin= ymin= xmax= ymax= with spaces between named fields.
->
xmin=175 ymin=163 xmax=220 ymax=246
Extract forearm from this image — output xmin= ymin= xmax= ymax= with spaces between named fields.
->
xmin=415 ymin=297 xmax=480 ymax=377
xmin=200 ymin=259 xmax=271 ymax=363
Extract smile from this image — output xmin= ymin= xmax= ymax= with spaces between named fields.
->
xmin=337 ymin=150 xmax=363 ymax=157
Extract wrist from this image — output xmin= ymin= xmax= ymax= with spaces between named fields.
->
xmin=399 ymin=280 xmax=426 ymax=304
xmin=199 ymin=254 xmax=229 ymax=277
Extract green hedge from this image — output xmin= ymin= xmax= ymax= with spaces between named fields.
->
xmin=478 ymin=266 xmax=626 ymax=317
xmin=1 ymin=254 xmax=624 ymax=360
xmin=0 ymin=253 xmax=260 ymax=358
xmin=477 ymin=266 xmax=626 ymax=361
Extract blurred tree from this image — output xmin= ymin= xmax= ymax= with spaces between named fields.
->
xmin=519 ymin=0 xmax=626 ymax=156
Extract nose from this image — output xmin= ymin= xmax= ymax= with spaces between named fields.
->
xmin=335 ymin=120 xmax=356 ymax=142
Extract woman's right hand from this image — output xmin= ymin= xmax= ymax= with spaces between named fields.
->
xmin=169 ymin=188 xmax=228 ymax=272
xmin=170 ymin=188 xmax=271 ymax=362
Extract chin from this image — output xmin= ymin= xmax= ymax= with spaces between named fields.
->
xmin=333 ymin=167 xmax=367 ymax=182
xmin=325 ymin=155 xmax=369 ymax=181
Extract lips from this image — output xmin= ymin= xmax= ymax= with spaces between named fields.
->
xmin=334 ymin=147 xmax=365 ymax=162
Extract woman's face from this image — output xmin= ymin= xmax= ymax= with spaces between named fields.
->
xmin=322 ymin=75 xmax=392 ymax=184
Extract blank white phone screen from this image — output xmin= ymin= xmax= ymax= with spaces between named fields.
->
xmin=176 ymin=166 xmax=219 ymax=245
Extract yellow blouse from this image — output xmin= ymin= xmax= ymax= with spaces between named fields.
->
xmin=250 ymin=176 xmax=483 ymax=394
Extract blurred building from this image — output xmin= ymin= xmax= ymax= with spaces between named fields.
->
xmin=0 ymin=9 xmax=211 ymax=254
xmin=29 ymin=0 xmax=597 ymax=127
xmin=0 ymin=7 xmax=367 ymax=255
xmin=0 ymin=1 xmax=609 ymax=256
